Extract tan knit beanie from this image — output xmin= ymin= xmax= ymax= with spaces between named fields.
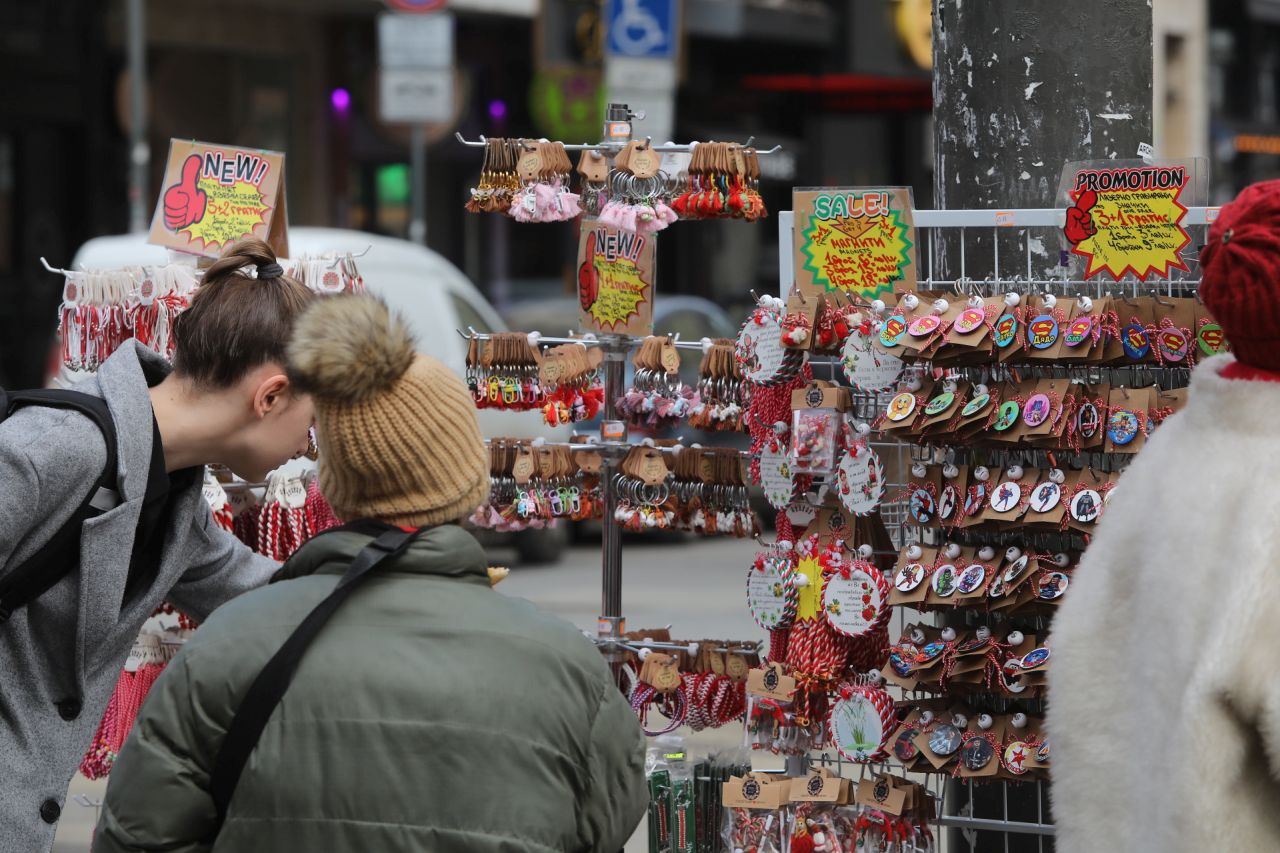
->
xmin=286 ymin=294 xmax=489 ymax=527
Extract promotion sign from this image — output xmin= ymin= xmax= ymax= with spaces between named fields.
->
xmin=577 ymin=219 xmax=655 ymax=336
xmin=1059 ymin=160 xmax=1201 ymax=282
xmin=793 ymin=187 xmax=917 ymax=301
xmin=149 ymin=140 xmax=288 ymax=258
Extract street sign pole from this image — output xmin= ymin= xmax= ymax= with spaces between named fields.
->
xmin=410 ymin=125 xmax=427 ymax=246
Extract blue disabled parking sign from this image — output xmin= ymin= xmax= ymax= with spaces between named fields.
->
xmin=605 ymin=0 xmax=677 ymax=60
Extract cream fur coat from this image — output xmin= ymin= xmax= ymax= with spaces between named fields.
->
xmin=1048 ymin=355 xmax=1280 ymax=852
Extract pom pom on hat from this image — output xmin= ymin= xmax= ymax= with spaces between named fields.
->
xmin=287 ymin=294 xmax=415 ymax=402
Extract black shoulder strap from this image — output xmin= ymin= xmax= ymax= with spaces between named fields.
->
xmin=210 ymin=525 xmax=423 ymax=823
xmin=0 ymin=389 xmax=120 ymax=622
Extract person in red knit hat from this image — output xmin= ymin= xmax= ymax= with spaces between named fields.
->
xmin=1048 ymin=179 xmax=1280 ymax=853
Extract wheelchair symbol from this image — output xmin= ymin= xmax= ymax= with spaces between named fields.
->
xmin=612 ymin=0 xmax=668 ymax=56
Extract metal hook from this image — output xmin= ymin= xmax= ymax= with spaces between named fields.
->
xmin=326 ymin=245 xmax=372 ymax=269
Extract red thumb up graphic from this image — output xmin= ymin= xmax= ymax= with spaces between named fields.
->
xmin=1064 ymin=189 xmax=1099 ymax=245
xmin=578 ymin=231 xmax=599 ymax=312
xmin=163 ymin=155 xmax=208 ymax=232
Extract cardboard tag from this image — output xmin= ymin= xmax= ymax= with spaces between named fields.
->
xmin=628 ymin=144 xmax=661 ymax=179
xmin=576 ymin=149 xmax=609 ymax=183
xmin=660 ymin=341 xmax=680 ymax=374
xmin=512 ymin=448 xmax=536 ymax=485
xmin=282 ymin=478 xmax=307 ymax=510
xmin=573 ymin=449 xmax=603 ymax=475
xmin=747 ymin=663 xmax=797 ymax=701
xmin=790 ymin=771 xmax=844 ymax=803
xmin=856 ymin=774 xmax=908 ymax=815
xmin=722 ymin=775 xmax=791 ymax=809
xmin=639 ymin=652 xmax=682 ymax=694
xmin=517 ymin=148 xmax=544 ymax=182
xmin=888 ymin=545 xmax=938 ymax=607
xmin=636 ymin=449 xmax=669 ymax=486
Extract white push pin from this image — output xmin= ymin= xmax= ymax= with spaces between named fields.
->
xmin=857 ymin=544 xmax=875 ymax=560
xmin=1007 ymin=630 xmax=1025 ymax=646
xmin=1042 ymin=293 xmax=1058 ymax=310
xmin=792 ymin=573 xmax=810 ymax=589
xmin=641 ymin=437 xmax=656 ymax=448
xmin=907 ymin=545 xmax=924 ymax=560
xmin=531 ymin=436 xmax=546 ymax=448
xmin=973 ymin=383 xmax=990 ymax=396
xmin=870 ymin=299 xmax=887 ymax=315
xmin=973 ymin=466 xmax=991 ymax=482
xmin=941 ymin=627 xmax=957 ymax=642
xmin=1054 ymin=552 xmax=1071 ymax=568
xmin=1049 ymin=468 xmax=1066 ymax=484
xmin=1011 ymin=712 xmax=1029 ymax=729
xmin=700 ymin=336 xmax=714 ymax=354
xmin=943 ymin=463 xmax=960 ymax=479
xmin=1006 ymin=465 xmax=1025 ymax=480
xmin=911 ymin=462 xmax=928 ymax=478
xmin=943 ymin=378 xmax=959 ymax=394
xmin=581 ymin=333 xmax=598 ymax=342
xmin=978 ymin=713 xmax=994 ymax=730
xmin=901 ymin=293 xmax=920 ymax=311
xmin=776 ymin=539 xmax=794 ymax=552
xmin=945 ymin=543 xmax=962 ymax=559
xmin=967 ymin=294 xmax=984 ymax=308
xmin=865 ymin=670 xmax=885 ymax=686
xmin=1006 ymin=546 xmax=1023 ymax=562
xmin=976 ymin=626 xmax=992 ymax=642
xmin=932 ymin=298 xmax=950 ymax=315
xmin=526 ymin=331 xmax=542 ymax=347
xmin=905 ymin=375 xmax=923 ymax=392
xmin=855 ymin=422 xmax=872 ymax=437
xmin=920 ymin=710 xmax=935 ymax=725
xmin=978 ymin=546 xmax=996 ymax=561
xmin=774 ymin=421 xmax=789 ymax=435
xmin=911 ymin=627 xmax=927 ymax=645
xmin=638 ymin=647 xmax=653 ymax=661
xmin=953 ymin=713 xmax=969 ymax=728
xmin=687 ymin=642 xmax=700 ymax=656
xmin=1005 ymin=292 xmax=1021 ymax=307
xmin=1078 ymin=295 xmax=1094 ymax=313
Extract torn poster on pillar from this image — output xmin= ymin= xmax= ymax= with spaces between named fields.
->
xmin=148 ymin=139 xmax=288 ymax=258
xmin=793 ymin=187 xmax=918 ymax=301
xmin=1058 ymin=159 xmax=1207 ymax=283
xmin=576 ymin=219 xmax=655 ymax=337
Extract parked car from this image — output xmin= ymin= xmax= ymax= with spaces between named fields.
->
xmin=70 ymin=229 xmax=570 ymax=563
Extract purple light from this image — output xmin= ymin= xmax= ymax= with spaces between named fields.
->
xmin=488 ymin=99 xmax=507 ymax=121
xmin=330 ymin=88 xmax=351 ymax=112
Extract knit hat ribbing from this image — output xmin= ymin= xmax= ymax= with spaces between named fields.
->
xmin=287 ymin=295 xmax=489 ymax=527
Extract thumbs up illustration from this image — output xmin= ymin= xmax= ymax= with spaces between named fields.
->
xmin=1064 ymin=190 xmax=1099 ymax=245
xmin=163 ymin=155 xmax=208 ymax=231
xmin=578 ymin=231 xmax=599 ymax=312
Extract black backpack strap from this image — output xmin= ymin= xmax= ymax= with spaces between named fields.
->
xmin=0 ymin=389 xmax=120 ymax=622
xmin=210 ymin=525 xmax=424 ymax=823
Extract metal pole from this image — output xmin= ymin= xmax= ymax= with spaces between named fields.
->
xmin=598 ymin=339 xmax=627 ymax=648
xmin=409 ymin=125 xmax=427 ymax=246
xmin=126 ymin=0 xmax=148 ymax=233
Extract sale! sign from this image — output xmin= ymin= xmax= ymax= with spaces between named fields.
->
xmin=1061 ymin=163 xmax=1191 ymax=282
xmin=148 ymin=139 xmax=288 ymax=258
xmin=577 ymin=219 xmax=655 ymax=337
xmin=793 ymin=188 xmax=918 ymax=301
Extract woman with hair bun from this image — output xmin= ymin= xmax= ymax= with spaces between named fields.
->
xmin=0 ymin=237 xmax=315 ymax=853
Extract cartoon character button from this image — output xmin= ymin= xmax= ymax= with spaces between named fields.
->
xmin=956 ymin=564 xmax=988 ymax=595
xmin=1157 ymin=328 xmax=1189 ymax=363
xmin=1063 ymin=315 xmax=1093 ymax=347
xmin=1021 ymin=647 xmax=1051 ymax=668
xmin=895 ymin=729 xmax=920 ymax=762
xmin=1076 ymin=401 xmax=1102 ymax=440
xmin=1028 ymin=481 xmax=1062 ymax=513
xmin=1107 ymin=409 xmax=1140 ymax=446
xmin=993 ymin=313 xmax=1019 ymax=348
xmin=963 ymin=483 xmax=989 ymax=518
xmin=916 ymin=641 xmax=948 ymax=663
xmin=1028 ymin=314 xmax=1059 ymax=349
xmin=1022 ymin=393 xmax=1051 ymax=427
xmin=938 ymin=484 xmax=960 ymax=521
xmin=929 ymin=724 xmax=963 ymax=757
xmin=895 ymin=563 xmax=927 ymax=592
xmin=1069 ymin=488 xmax=1103 ymax=523
xmin=1036 ymin=739 xmax=1052 ymax=763
xmin=994 ymin=401 xmax=1021 ymax=432
xmin=953 ymin=307 xmax=986 ymax=335
xmin=990 ymin=481 xmax=1022 ymax=514
xmin=932 ymin=564 xmax=959 ymax=597
xmin=908 ymin=487 xmax=937 ymax=524
xmin=1003 ymin=554 xmax=1031 ymax=584
xmin=880 ymin=315 xmax=908 ymax=347
xmin=1197 ymin=322 xmax=1227 ymax=356
xmin=887 ymin=392 xmax=917 ymax=422
xmin=909 ymin=314 xmax=942 ymax=338
xmin=924 ymin=391 xmax=956 ymax=417
xmin=1121 ymin=323 xmax=1151 ymax=359
xmin=1037 ymin=571 xmax=1069 ymax=600
xmin=962 ymin=393 xmax=992 ymax=417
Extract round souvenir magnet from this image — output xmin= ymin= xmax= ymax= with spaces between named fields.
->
xmin=1063 ymin=315 xmax=1093 ymax=347
xmin=963 ymin=483 xmax=989 ymax=518
xmin=836 ymin=446 xmax=885 ymax=517
xmin=1157 ymin=328 xmax=1189 ymax=363
xmin=962 ymin=736 xmax=995 ymax=771
xmin=758 ymin=445 xmax=800 ymax=510
xmin=956 ymin=564 xmax=988 ymax=595
xmin=1121 ymin=323 xmax=1151 ymax=360
xmin=895 ymin=562 xmax=927 ymax=593
xmin=987 ymin=571 xmax=1009 ymax=599
xmin=1036 ymin=739 xmax=1051 ymax=763
xmin=1003 ymin=554 xmax=1031 ymax=584
xmin=1076 ymin=401 xmax=1102 ymax=440
xmin=1037 ymin=571 xmax=1069 ymax=600
xmin=889 ymin=648 xmax=915 ymax=678
xmin=908 ymin=314 xmax=942 ymax=338
xmin=931 ymin=564 xmax=959 ymax=597
xmin=916 ymin=641 xmax=947 ymax=663
xmin=953 ymin=307 xmax=986 ymax=334
xmin=894 ymin=729 xmax=920 ymax=762
xmin=842 ymin=329 xmax=905 ymax=392
xmin=1021 ymin=647 xmax=1051 ymax=668
xmin=924 ymin=391 xmax=956 ymax=417
xmin=1197 ymin=322 xmax=1228 ymax=356
xmin=1107 ymin=409 xmax=1140 ymax=446
xmin=929 ymin=724 xmax=963 ymax=757
xmin=938 ymin=484 xmax=960 ymax=522
xmin=990 ymin=481 xmax=1022 ymax=514
xmin=993 ymin=313 xmax=1019 ymax=348
xmin=1028 ymin=481 xmax=1062 ymax=514
xmin=1027 ymin=314 xmax=1059 ymax=349
xmin=994 ymin=401 xmax=1020 ymax=432
xmin=823 ymin=562 xmax=889 ymax=638
xmin=1003 ymin=741 xmax=1032 ymax=775
xmin=886 ymin=392 xmax=918 ymax=422
xmin=746 ymin=552 xmax=799 ymax=630
xmin=908 ymin=487 xmax=937 ymax=524
xmin=879 ymin=315 xmax=908 ymax=348
xmin=1069 ymin=488 xmax=1103 ymax=523
xmin=830 ymin=687 xmax=895 ymax=763
xmin=1022 ymin=393 xmax=1051 ymax=427
xmin=957 ymin=633 xmax=989 ymax=654
xmin=737 ymin=307 xmax=803 ymax=386
xmin=962 ymin=392 xmax=992 ymax=418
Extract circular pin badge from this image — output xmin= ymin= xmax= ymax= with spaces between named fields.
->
xmin=962 ymin=736 xmax=995 ymax=771
xmin=993 ymin=313 xmax=1019 ymax=348
xmin=963 ymin=483 xmax=989 ymax=518
xmin=925 ymin=391 xmax=956 ymax=417
xmin=887 ymin=392 xmax=918 ymax=422
xmin=938 ymin=484 xmax=960 ymax=522
xmin=909 ymin=488 xmax=937 ymax=524
xmin=1107 ymin=409 xmax=1140 ymax=446
xmin=962 ymin=392 xmax=992 ymax=418
xmin=953 ymin=307 xmax=986 ymax=334
xmin=1197 ymin=322 xmax=1228 ymax=356
xmin=758 ymin=445 xmax=799 ymax=510
xmin=994 ymin=401 xmax=1021 ymax=432
xmin=990 ymin=481 xmax=1022 ymax=514
xmin=842 ymin=329 xmax=905 ymax=392
xmin=1076 ymin=401 xmax=1101 ymax=440
xmin=956 ymin=564 xmax=988 ymax=595
xmin=1064 ymin=315 xmax=1093 ymax=347
xmin=837 ymin=448 xmax=886 ymax=518
xmin=917 ymin=641 xmax=947 ymax=663
xmin=1069 ymin=488 xmax=1103 ymax=523
xmin=908 ymin=314 xmax=942 ymax=338
xmin=1121 ymin=323 xmax=1151 ymax=359
xmin=957 ymin=633 xmax=989 ymax=653
xmin=1004 ymin=741 xmax=1032 ymax=775
xmin=929 ymin=724 xmax=963 ymax=757
xmin=1028 ymin=481 xmax=1062 ymax=513
xmin=895 ymin=563 xmax=927 ymax=592
xmin=894 ymin=729 xmax=920 ymax=762
xmin=889 ymin=647 xmax=915 ymax=677
xmin=1022 ymin=393 xmax=1051 ymax=427
xmin=1036 ymin=739 xmax=1051 ymax=763
xmin=1003 ymin=554 xmax=1031 ymax=584
xmin=1028 ymin=314 xmax=1059 ymax=349
xmin=1037 ymin=571 xmax=1069 ymax=600
xmin=1157 ymin=328 xmax=1189 ymax=363
xmin=746 ymin=553 xmax=798 ymax=631
xmin=931 ymin=564 xmax=959 ymax=597
xmin=1021 ymin=647 xmax=1051 ymax=669
xmin=879 ymin=315 xmax=908 ymax=348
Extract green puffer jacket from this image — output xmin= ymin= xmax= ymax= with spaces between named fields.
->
xmin=93 ymin=524 xmax=647 ymax=852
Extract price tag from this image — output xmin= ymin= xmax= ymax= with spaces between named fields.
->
xmin=282 ymin=478 xmax=308 ymax=509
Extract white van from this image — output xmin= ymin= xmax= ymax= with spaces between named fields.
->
xmin=71 ymin=229 xmax=569 ymax=562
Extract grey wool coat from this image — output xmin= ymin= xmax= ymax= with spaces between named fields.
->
xmin=0 ymin=342 xmax=276 ymax=853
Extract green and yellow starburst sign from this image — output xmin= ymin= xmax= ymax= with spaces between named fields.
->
xmin=793 ymin=188 xmax=918 ymax=301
